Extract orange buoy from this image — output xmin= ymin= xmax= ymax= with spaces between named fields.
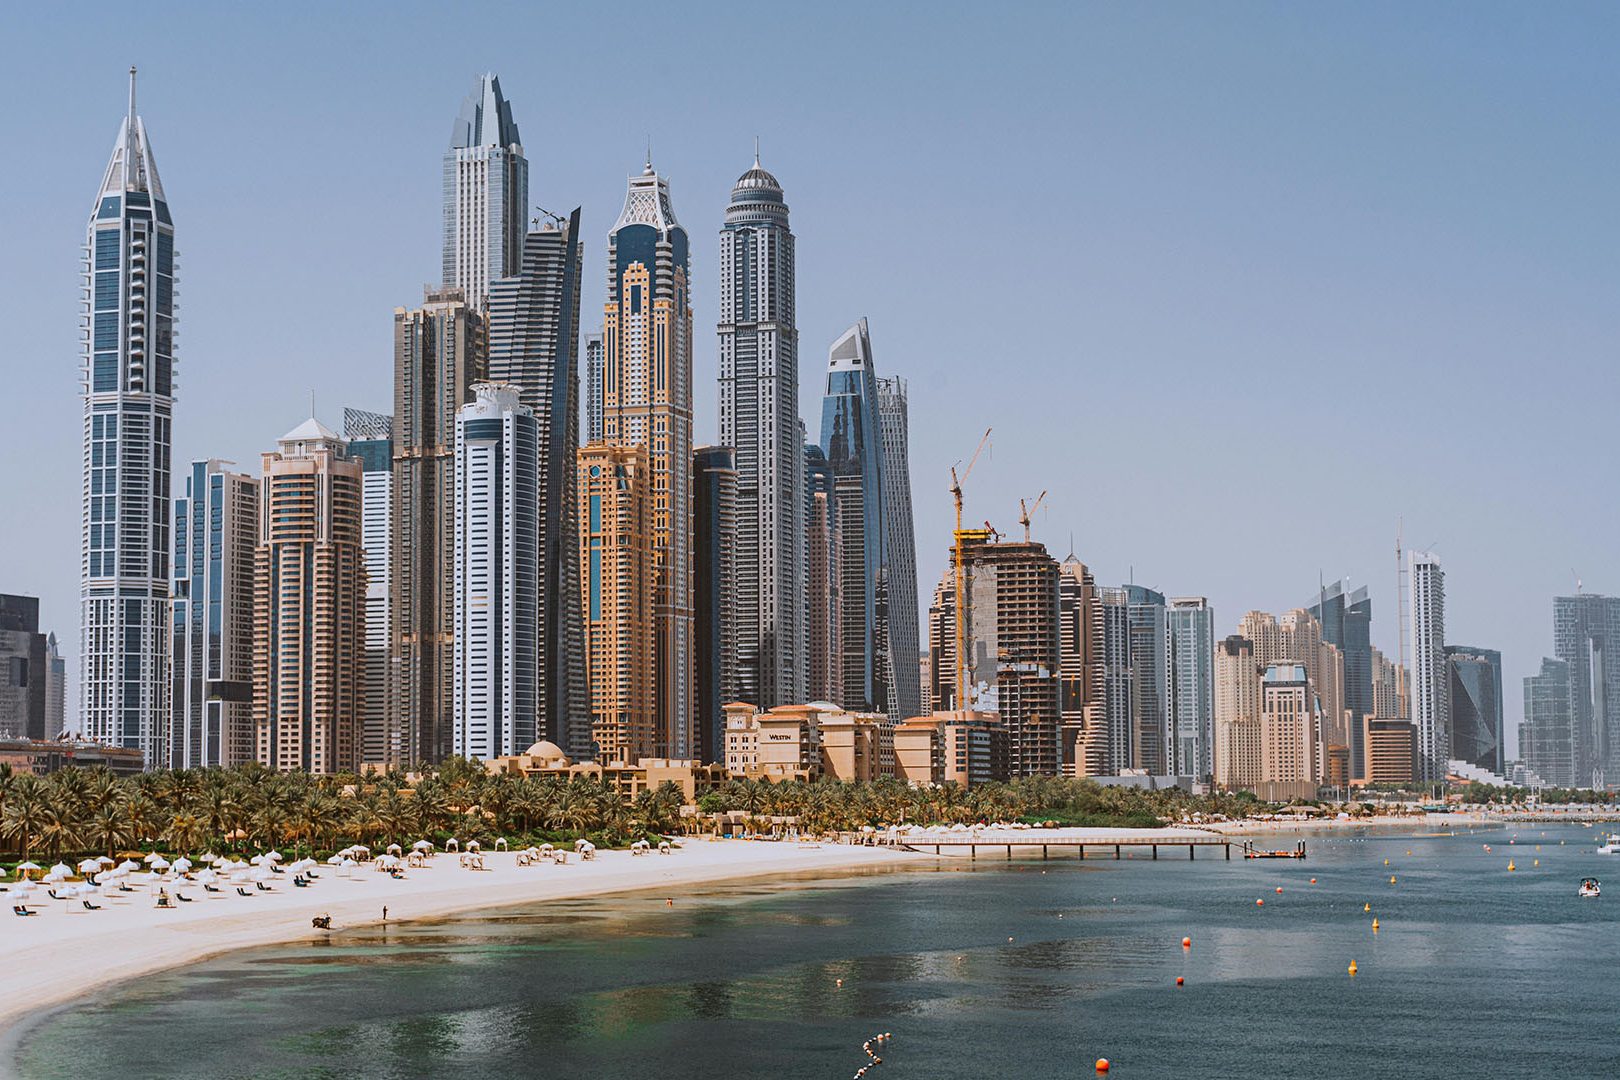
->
xmin=1508 ymin=861 xmax=1516 ymax=872
xmin=1256 ymin=898 xmax=1264 ymax=906
xmin=1310 ymin=878 xmax=1317 ymax=884
xmin=1176 ymin=976 xmax=1185 ymax=986
xmin=1182 ymin=937 xmax=1191 ymax=948
xmin=1389 ymin=875 xmax=1397 ymax=884
xmin=1275 ymin=886 xmax=1283 ymax=894
xmin=1372 ymin=918 xmax=1379 ymax=931
xmin=1096 ymin=1059 xmax=1110 ymax=1073
xmin=1363 ymin=903 xmax=1370 ymax=912
xmin=1348 ymin=960 xmax=1358 ymax=976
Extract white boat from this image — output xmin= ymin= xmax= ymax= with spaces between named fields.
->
xmin=1597 ymin=835 xmax=1620 ymax=854
xmin=1579 ymin=878 xmax=1601 ymax=898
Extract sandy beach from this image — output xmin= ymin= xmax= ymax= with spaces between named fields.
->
xmin=0 ymin=840 xmax=919 ymax=1040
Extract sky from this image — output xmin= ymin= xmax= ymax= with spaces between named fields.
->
xmin=2 ymin=3 xmax=1616 ymax=755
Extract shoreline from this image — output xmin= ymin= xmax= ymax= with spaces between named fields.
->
xmin=0 ymin=840 xmax=924 ymax=1050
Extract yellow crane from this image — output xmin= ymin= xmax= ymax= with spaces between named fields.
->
xmin=950 ymin=428 xmax=992 ymax=712
xmin=1017 ymin=490 xmax=1047 ymax=543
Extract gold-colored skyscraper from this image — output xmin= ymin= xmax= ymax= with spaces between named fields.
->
xmin=598 ymin=160 xmax=693 ymax=757
xmin=253 ymin=418 xmax=365 ymax=774
xmin=579 ymin=442 xmax=656 ymax=764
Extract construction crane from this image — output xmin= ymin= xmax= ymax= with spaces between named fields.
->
xmin=983 ymin=521 xmax=1002 ymax=542
xmin=950 ymin=428 xmax=992 ymax=713
xmin=1017 ymin=490 xmax=1047 ymax=543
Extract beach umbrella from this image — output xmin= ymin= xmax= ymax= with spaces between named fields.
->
xmin=249 ymin=854 xmax=265 ymax=866
xmin=0 ymin=867 xmax=7 ymax=878
xmin=77 ymin=858 xmax=101 ymax=875
xmin=199 ymin=852 xmax=218 ymax=863
xmin=385 ymin=843 xmax=402 ymax=855
xmin=172 ymin=857 xmax=192 ymax=873
xmin=97 ymin=855 xmax=115 ymax=866
xmin=197 ymin=869 xmax=218 ymax=885
xmin=467 ymin=840 xmax=481 ymax=852
xmin=266 ymin=851 xmax=283 ymax=863
xmin=412 ymin=840 xmax=433 ymax=851
xmin=117 ymin=860 xmax=140 ymax=873
xmin=150 ymin=856 xmax=171 ymax=871
xmin=143 ymin=852 xmax=163 ymax=864
xmin=49 ymin=862 xmax=73 ymax=878
xmin=326 ymin=854 xmax=343 ymax=865
xmin=250 ymin=867 xmax=272 ymax=882
xmin=11 ymin=881 xmax=36 ymax=901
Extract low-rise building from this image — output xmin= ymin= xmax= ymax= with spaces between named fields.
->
xmin=723 ymin=701 xmax=894 ymax=781
xmin=1362 ymin=718 xmax=1417 ymax=785
xmin=892 ymin=710 xmax=1006 ymax=787
xmin=483 ymin=740 xmax=728 ymax=804
xmin=0 ymin=737 xmax=145 ymax=776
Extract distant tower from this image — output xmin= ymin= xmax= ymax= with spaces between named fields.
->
xmin=1166 ymin=597 xmax=1214 ymax=780
xmin=1552 ymin=593 xmax=1620 ymax=787
xmin=693 ymin=445 xmax=739 ymax=763
xmin=45 ymin=633 xmax=66 ymax=738
xmin=487 ymin=208 xmax=586 ymax=755
xmin=443 ymin=73 xmax=527 ymax=311
xmin=172 ymin=461 xmax=258 ymax=767
xmin=1406 ymin=550 xmax=1448 ymax=781
xmin=453 ymin=384 xmax=540 ymax=760
xmin=804 ymin=444 xmax=843 ymax=707
xmin=601 ymin=159 xmax=694 ymax=757
xmin=253 ymin=418 xmax=365 ymax=774
xmin=81 ymin=69 xmax=176 ymax=768
xmin=718 ymin=152 xmax=804 ymax=712
xmin=343 ymin=409 xmax=395 ymax=768
xmin=875 ymin=376 xmax=921 ymax=721
xmin=584 ymin=330 xmax=604 ymax=443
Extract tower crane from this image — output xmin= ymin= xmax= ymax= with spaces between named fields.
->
xmin=1017 ymin=490 xmax=1047 ymax=543
xmin=950 ymin=428 xmax=992 ymax=713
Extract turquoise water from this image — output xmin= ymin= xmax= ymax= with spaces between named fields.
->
xmin=10 ymin=826 xmax=1620 ymax=1079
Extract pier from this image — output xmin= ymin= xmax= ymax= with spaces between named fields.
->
xmin=846 ymin=827 xmax=1248 ymax=861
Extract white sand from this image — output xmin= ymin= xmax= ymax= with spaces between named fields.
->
xmin=0 ymin=840 xmax=917 ymax=1038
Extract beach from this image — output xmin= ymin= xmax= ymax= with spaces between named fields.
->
xmin=0 ymin=839 xmax=917 ymax=1038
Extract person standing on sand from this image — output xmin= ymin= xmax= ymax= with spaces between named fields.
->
xmin=382 ymin=906 xmax=388 ymax=922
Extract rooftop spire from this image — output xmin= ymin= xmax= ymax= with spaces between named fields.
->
xmin=124 ymin=66 xmax=137 ymax=188
xmin=754 ymin=135 xmax=760 ymax=167
xmin=644 ymin=136 xmax=653 ymax=174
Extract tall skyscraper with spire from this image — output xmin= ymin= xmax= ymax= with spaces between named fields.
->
xmin=1407 ymin=550 xmax=1448 ymax=781
xmin=717 ymin=151 xmax=804 ymax=712
xmin=598 ymin=157 xmax=694 ymax=757
xmin=81 ymin=69 xmax=176 ymax=767
xmin=875 ymin=375 xmax=921 ymax=720
xmin=443 ymin=74 xmax=527 ymax=312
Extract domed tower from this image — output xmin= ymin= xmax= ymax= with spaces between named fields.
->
xmin=716 ymin=147 xmax=804 ymax=746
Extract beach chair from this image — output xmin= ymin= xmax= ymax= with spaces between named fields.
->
xmin=82 ymin=900 xmax=103 ymax=911
xmin=256 ymin=882 xmax=273 ymax=892
xmin=176 ymin=893 xmax=194 ymax=903
xmin=236 ymin=887 xmax=253 ymax=897
xmin=118 ymin=883 xmax=135 ymax=892
xmin=293 ymin=878 xmax=309 ymax=888
xmin=156 ymin=895 xmax=173 ymax=909
xmin=47 ymin=889 xmax=64 ymax=900
xmin=203 ymin=884 xmax=222 ymax=893
xmin=13 ymin=905 xmax=35 ymax=916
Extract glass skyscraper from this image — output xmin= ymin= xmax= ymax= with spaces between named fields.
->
xmin=876 ymin=376 xmax=921 ymax=721
xmin=443 ymin=73 xmax=527 ymax=312
xmin=1166 ymin=597 xmax=1214 ymax=780
xmin=81 ymin=70 xmax=175 ymax=768
xmin=717 ymin=154 xmax=804 ymax=712
xmin=344 ymin=409 xmax=394 ymax=769
xmin=1407 ymin=550 xmax=1448 ymax=781
xmin=1552 ymin=593 xmax=1620 ymax=788
xmin=1445 ymin=644 xmax=1503 ymax=776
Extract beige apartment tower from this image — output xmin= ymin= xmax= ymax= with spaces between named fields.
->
xmin=1214 ymin=634 xmax=1262 ymax=789
xmin=253 ymin=419 xmax=365 ymax=774
xmin=392 ymin=288 xmax=486 ymax=767
xmin=579 ymin=442 xmax=656 ymax=764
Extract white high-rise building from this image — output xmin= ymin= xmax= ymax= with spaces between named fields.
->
xmin=443 ymin=73 xmax=527 ymax=312
xmin=81 ymin=69 xmax=175 ymax=768
xmin=717 ymin=153 xmax=804 ymax=711
xmin=1408 ymin=550 xmax=1448 ymax=781
xmin=1166 ymin=597 xmax=1215 ymax=779
xmin=453 ymin=384 xmax=540 ymax=760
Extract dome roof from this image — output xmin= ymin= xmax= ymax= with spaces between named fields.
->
xmin=523 ymin=740 xmax=569 ymax=764
xmin=733 ymin=162 xmax=781 ymax=194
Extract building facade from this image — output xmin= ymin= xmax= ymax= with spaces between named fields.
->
xmin=81 ymin=71 xmax=175 ymax=768
xmin=1552 ymin=593 xmax=1620 ymax=788
xmin=804 ymin=445 xmax=843 ymax=707
xmin=1407 ymin=550 xmax=1448 ymax=781
xmin=0 ymin=596 xmax=48 ymax=741
xmin=1166 ymin=597 xmax=1214 ymax=780
xmin=875 ymin=376 xmax=921 ymax=722
xmin=253 ymin=419 xmax=365 ymax=774
xmin=453 ymin=384 xmax=540 ymax=760
xmin=1445 ymin=645 xmax=1503 ymax=777
xmin=45 ymin=634 xmax=66 ymax=738
xmin=579 ymin=442 xmax=656 ymax=764
xmin=600 ymin=160 xmax=694 ymax=757
xmin=1522 ymin=656 xmax=1576 ymax=788
xmin=1125 ymin=586 xmax=1168 ymax=776
xmin=584 ymin=330 xmax=604 ymax=444
xmin=693 ymin=446 xmax=739 ymax=764
xmin=1058 ymin=556 xmax=1105 ymax=776
xmin=392 ymin=289 xmax=485 ymax=766
xmin=1308 ymin=581 xmax=1373 ymax=778
xmin=343 ymin=411 xmax=395 ymax=769
xmin=1213 ymin=635 xmax=1262 ymax=789
xmin=1260 ymin=664 xmax=1315 ymax=790
xmin=170 ymin=461 xmax=258 ymax=768
xmin=442 ymin=73 xmax=526 ymax=313
xmin=488 ymin=211 xmax=587 ymax=756
xmin=717 ymin=155 xmax=804 ymax=713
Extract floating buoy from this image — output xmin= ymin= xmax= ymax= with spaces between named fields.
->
xmin=1534 ymin=859 xmax=1539 ymax=867
xmin=1256 ymin=898 xmax=1265 ymax=906
xmin=1384 ymin=858 xmax=1389 ymax=866
xmin=1363 ymin=903 xmax=1370 ymax=912
xmin=1096 ymin=1059 xmax=1110 ymax=1073
xmin=1508 ymin=861 xmax=1516 ymax=872
xmin=1310 ymin=878 xmax=1317 ymax=884
xmin=1275 ymin=886 xmax=1284 ymax=894
xmin=1176 ymin=976 xmax=1185 ymax=986
xmin=1348 ymin=960 xmax=1358 ymax=976
xmin=836 ymin=978 xmax=843 ymax=987
xmin=1389 ymin=875 xmax=1397 ymax=883
xmin=1182 ymin=937 xmax=1191 ymax=948
xmin=1406 ymin=850 xmax=1412 ymax=856
xmin=1372 ymin=918 xmax=1379 ymax=931
xmin=1008 ymin=936 xmax=1014 ymax=942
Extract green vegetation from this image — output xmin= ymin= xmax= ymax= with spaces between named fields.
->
xmin=0 ymin=762 xmax=1263 ymax=865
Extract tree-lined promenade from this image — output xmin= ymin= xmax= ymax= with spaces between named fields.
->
xmin=0 ymin=761 xmax=1269 ymax=863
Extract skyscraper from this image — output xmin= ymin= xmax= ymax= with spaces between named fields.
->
xmin=1407 ymin=550 xmax=1448 ymax=781
xmin=343 ymin=409 xmax=395 ymax=768
xmin=253 ymin=419 xmax=365 ymax=774
xmin=1445 ymin=645 xmax=1503 ymax=776
xmin=45 ymin=633 xmax=66 ymax=738
xmin=717 ymin=153 xmax=804 ymax=713
xmin=693 ymin=446 xmax=738 ymax=763
xmin=442 ymin=74 xmax=527 ymax=313
xmin=1166 ymin=597 xmax=1215 ymax=779
xmin=487 ymin=210 xmax=586 ymax=755
xmin=81 ymin=70 xmax=175 ymax=768
xmin=585 ymin=330 xmax=604 ymax=444
xmin=1552 ymin=593 xmax=1620 ymax=787
xmin=453 ymin=384 xmax=540 ymax=760
xmin=1261 ymin=664 xmax=1316 ymax=794
xmin=579 ymin=442 xmax=655 ymax=763
xmin=1058 ymin=556 xmax=1105 ymax=775
xmin=1308 ymin=581 xmax=1373 ymax=778
xmin=392 ymin=289 xmax=486 ymax=766
xmin=0 ymin=596 xmax=48 ymax=741
xmin=1523 ymin=657 xmax=1575 ymax=788
xmin=1213 ymin=635 xmax=1262 ymax=789
xmin=820 ymin=319 xmax=892 ymax=715
xmin=1125 ymin=585 xmax=1168 ymax=775
xmin=804 ymin=444 xmax=843 ymax=707
xmin=876 ymin=376 xmax=921 ymax=721
xmin=601 ymin=159 xmax=694 ymax=757
xmin=171 ymin=460 xmax=258 ymax=768
xmin=1097 ymin=586 xmax=1136 ymax=774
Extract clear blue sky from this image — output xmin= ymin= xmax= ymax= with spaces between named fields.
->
xmin=3 ymin=3 xmax=1616 ymax=752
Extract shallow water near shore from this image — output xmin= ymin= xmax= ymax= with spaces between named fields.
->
xmin=12 ymin=825 xmax=1620 ymax=1079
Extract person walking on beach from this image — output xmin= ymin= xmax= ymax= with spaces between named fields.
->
xmin=382 ymin=905 xmax=388 ymax=922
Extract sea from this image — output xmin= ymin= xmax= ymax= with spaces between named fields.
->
xmin=9 ymin=824 xmax=1620 ymax=1079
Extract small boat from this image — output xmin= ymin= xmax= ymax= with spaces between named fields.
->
xmin=1579 ymin=878 xmax=1601 ymax=898
xmin=1596 ymin=835 xmax=1620 ymax=854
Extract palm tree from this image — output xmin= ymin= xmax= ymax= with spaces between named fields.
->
xmin=86 ymin=804 xmax=136 ymax=858
xmin=1 ymin=777 xmax=50 ymax=860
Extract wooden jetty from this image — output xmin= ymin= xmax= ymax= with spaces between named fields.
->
xmin=852 ymin=829 xmax=1250 ymax=861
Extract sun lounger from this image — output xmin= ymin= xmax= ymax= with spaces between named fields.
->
xmin=236 ymin=887 xmax=253 ymax=897
xmin=13 ymin=905 xmax=36 ymax=916
xmin=203 ymin=884 xmax=222 ymax=893
xmin=176 ymin=893 xmax=194 ymax=902
xmin=118 ymin=884 xmax=135 ymax=892
xmin=256 ymin=882 xmax=273 ymax=892
xmin=82 ymin=900 xmax=102 ymax=911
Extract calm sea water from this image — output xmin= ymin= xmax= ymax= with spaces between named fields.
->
xmin=10 ymin=825 xmax=1620 ymax=1079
